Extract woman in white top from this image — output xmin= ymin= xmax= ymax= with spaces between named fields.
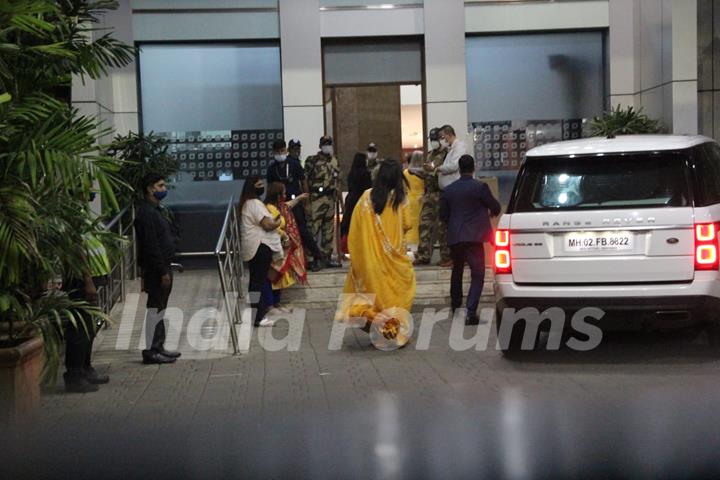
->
xmin=240 ymin=177 xmax=283 ymax=327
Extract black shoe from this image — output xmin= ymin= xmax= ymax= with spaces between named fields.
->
xmin=310 ymin=260 xmax=323 ymax=272
xmin=142 ymin=350 xmax=177 ymax=365
xmin=84 ymin=367 xmax=110 ymax=385
xmin=158 ymin=348 xmax=181 ymax=359
xmin=326 ymin=259 xmax=342 ymax=268
xmin=465 ymin=315 xmax=487 ymax=326
xmin=64 ymin=372 xmax=99 ymax=393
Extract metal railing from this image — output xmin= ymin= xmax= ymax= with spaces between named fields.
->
xmin=97 ymin=205 xmax=137 ymax=319
xmin=215 ymin=196 xmax=244 ymax=355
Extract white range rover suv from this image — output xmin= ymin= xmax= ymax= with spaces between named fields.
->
xmin=494 ymin=135 xmax=720 ymax=348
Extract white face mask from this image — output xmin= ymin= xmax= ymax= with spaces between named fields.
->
xmin=429 ymin=140 xmax=440 ymax=151
xmin=274 ymin=154 xmax=287 ymax=162
xmin=439 ymin=138 xmax=450 ymax=149
xmin=367 ymin=152 xmax=378 ymax=160
xmin=321 ymin=146 xmax=333 ymax=156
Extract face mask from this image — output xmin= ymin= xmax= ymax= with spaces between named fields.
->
xmin=255 ymin=187 xmax=265 ymax=197
xmin=439 ymin=138 xmax=450 ymax=149
xmin=429 ymin=140 xmax=440 ymax=151
xmin=321 ymin=146 xmax=333 ymax=156
xmin=367 ymin=152 xmax=377 ymax=160
xmin=153 ymin=190 xmax=168 ymax=201
xmin=274 ymin=154 xmax=287 ymax=162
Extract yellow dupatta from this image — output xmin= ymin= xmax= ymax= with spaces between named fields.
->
xmin=402 ymin=169 xmax=424 ymax=244
xmin=334 ymin=189 xmax=416 ymax=347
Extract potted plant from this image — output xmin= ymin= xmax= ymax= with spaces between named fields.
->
xmin=590 ymin=104 xmax=664 ymax=137
xmin=0 ymin=0 xmax=133 ymax=418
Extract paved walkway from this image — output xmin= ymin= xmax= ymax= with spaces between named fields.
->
xmin=8 ymin=267 xmax=720 ymax=477
xmin=37 ymin=267 xmax=720 ymax=427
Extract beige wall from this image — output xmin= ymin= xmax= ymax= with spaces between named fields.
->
xmin=608 ymin=0 xmax=698 ymax=134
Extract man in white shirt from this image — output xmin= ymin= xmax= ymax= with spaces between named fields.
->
xmin=436 ymin=125 xmax=467 ymax=190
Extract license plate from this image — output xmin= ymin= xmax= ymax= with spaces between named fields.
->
xmin=564 ymin=231 xmax=634 ymax=252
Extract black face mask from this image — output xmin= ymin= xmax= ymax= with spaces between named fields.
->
xmin=255 ymin=187 xmax=265 ymax=197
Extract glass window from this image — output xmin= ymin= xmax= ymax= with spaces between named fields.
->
xmin=323 ymin=39 xmax=422 ymax=86
xmin=138 ymin=42 xmax=283 ymax=185
xmin=695 ymin=143 xmax=720 ymax=205
xmin=512 ymin=154 xmax=690 ymax=213
xmin=139 ymin=43 xmax=282 ymax=133
xmin=466 ymin=32 xmax=606 ymax=207
xmin=466 ymin=32 xmax=605 ymax=122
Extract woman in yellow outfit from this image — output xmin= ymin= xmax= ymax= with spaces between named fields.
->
xmin=334 ymin=159 xmax=416 ymax=349
xmin=402 ymin=150 xmax=425 ymax=245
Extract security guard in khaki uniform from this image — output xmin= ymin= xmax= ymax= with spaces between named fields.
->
xmin=305 ymin=136 xmax=342 ymax=268
xmin=414 ymin=128 xmax=452 ymax=266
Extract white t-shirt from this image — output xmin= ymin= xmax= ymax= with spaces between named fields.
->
xmin=438 ymin=139 xmax=467 ymax=190
xmin=241 ymin=199 xmax=283 ymax=261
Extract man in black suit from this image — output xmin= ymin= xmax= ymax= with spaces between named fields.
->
xmin=439 ymin=155 xmax=502 ymax=325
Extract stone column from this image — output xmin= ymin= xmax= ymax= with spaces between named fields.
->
xmin=423 ymin=0 xmax=470 ymax=140
xmin=279 ymin=0 xmax=325 ymax=161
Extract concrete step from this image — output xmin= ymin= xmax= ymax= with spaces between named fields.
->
xmin=285 ymin=282 xmax=494 ymax=299
xmin=283 ymin=273 xmax=496 ymax=308
xmin=278 ymin=264 xmax=497 ymax=308
xmin=281 ymin=295 xmax=496 ymax=309
xmin=304 ymin=266 xmax=494 ymax=288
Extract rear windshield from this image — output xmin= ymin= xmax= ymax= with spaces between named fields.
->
xmin=511 ymin=153 xmax=690 ymax=212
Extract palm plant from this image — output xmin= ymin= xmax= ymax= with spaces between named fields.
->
xmin=590 ymin=104 xmax=664 ymax=137
xmin=0 ymin=0 xmax=134 ymax=381
xmin=106 ymin=131 xmax=180 ymax=206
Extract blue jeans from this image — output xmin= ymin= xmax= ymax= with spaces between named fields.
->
xmin=261 ymin=280 xmax=282 ymax=307
xmin=450 ymin=242 xmax=486 ymax=319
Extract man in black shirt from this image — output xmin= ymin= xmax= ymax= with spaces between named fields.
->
xmin=135 ymin=173 xmax=182 ymax=364
xmin=267 ymin=139 xmax=324 ymax=271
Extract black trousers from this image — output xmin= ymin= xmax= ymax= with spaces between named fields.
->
xmin=64 ymin=280 xmax=96 ymax=374
xmin=292 ymin=203 xmax=323 ymax=262
xmin=144 ymin=269 xmax=173 ymax=351
xmin=450 ymin=242 xmax=486 ymax=319
xmin=64 ymin=311 xmax=95 ymax=374
xmin=248 ymin=244 xmax=273 ymax=325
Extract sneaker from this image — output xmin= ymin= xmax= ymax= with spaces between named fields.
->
xmin=255 ymin=318 xmax=275 ymax=327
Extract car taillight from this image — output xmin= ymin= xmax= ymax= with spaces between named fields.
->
xmin=695 ymin=223 xmax=719 ymax=270
xmin=495 ymin=229 xmax=512 ymax=274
